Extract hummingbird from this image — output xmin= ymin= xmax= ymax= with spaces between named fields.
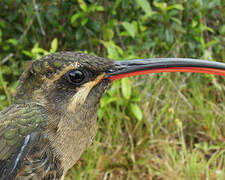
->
xmin=1 ymin=51 xmax=225 ymax=180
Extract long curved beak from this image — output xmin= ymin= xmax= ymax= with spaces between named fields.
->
xmin=106 ymin=58 xmax=225 ymax=81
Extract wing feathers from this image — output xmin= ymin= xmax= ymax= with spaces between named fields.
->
xmin=11 ymin=134 xmax=31 ymax=173
xmin=0 ymin=103 xmax=48 ymax=179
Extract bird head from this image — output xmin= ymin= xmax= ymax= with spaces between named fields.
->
xmin=15 ymin=52 xmax=114 ymax=115
xmin=15 ymin=51 xmax=225 ymax=115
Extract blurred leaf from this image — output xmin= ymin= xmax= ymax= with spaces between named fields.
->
xmin=154 ymin=2 xmax=167 ymax=11
xmin=103 ymin=25 xmax=114 ymax=40
xmin=71 ymin=12 xmax=83 ymax=27
xmin=96 ymin=5 xmax=104 ymax=11
xmin=0 ymin=65 xmax=11 ymax=75
xmin=0 ymin=95 xmax=6 ymax=101
xmin=122 ymin=21 xmax=136 ymax=38
xmin=171 ymin=17 xmax=182 ymax=24
xmin=204 ymin=40 xmax=217 ymax=48
xmin=89 ymin=4 xmax=104 ymax=12
xmin=130 ymin=103 xmax=143 ymax=121
xmin=81 ymin=17 xmax=88 ymax=26
xmin=220 ymin=25 xmax=225 ymax=35
xmin=22 ymin=50 xmax=34 ymax=58
xmin=99 ymin=40 xmax=123 ymax=59
xmin=100 ymin=96 xmax=117 ymax=107
xmin=203 ymin=50 xmax=212 ymax=60
xmin=50 ymin=38 xmax=58 ymax=53
xmin=136 ymin=0 xmax=155 ymax=17
xmin=0 ymin=19 xmax=6 ymax=28
xmin=78 ymin=0 xmax=88 ymax=12
xmin=166 ymin=4 xmax=184 ymax=11
xmin=7 ymin=38 xmax=17 ymax=45
xmin=121 ymin=78 xmax=131 ymax=100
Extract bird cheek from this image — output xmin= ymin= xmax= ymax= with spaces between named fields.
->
xmin=67 ymin=86 xmax=91 ymax=113
xmin=66 ymin=74 xmax=107 ymax=113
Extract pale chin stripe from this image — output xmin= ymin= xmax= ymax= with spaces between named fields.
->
xmin=67 ymin=73 xmax=106 ymax=112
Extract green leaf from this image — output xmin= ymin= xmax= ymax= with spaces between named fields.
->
xmin=99 ymin=40 xmax=123 ymax=59
xmin=96 ymin=5 xmax=104 ymax=11
xmin=71 ymin=13 xmax=82 ymax=27
xmin=7 ymin=38 xmax=17 ymax=45
xmin=0 ymin=95 xmax=6 ymax=101
xmin=130 ymin=103 xmax=143 ymax=121
xmin=136 ymin=0 xmax=154 ymax=17
xmin=50 ymin=38 xmax=58 ymax=53
xmin=81 ymin=17 xmax=88 ymax=26
xmin=153 ymin=2 xmax=167 ymax=10
xmin=22 ymin=50 xmax=34 ymax=58
xmin=204 ymin=40 xmax=218 ymax=48
xmin=220 ymin=25 xmax=225 ymax=35
xmin=89 ymin=4 xmax=104 ymax=12
xmin=121 ymin=78 xmax=131 ymax=100
xmin=171 ymin=17 xmax=182 ymax=24
xmin=166 ymin=4 xmax=184 ymax=11
xmin=78 ymin=0 xmax=87 ymax=12
xmin=122 ymin=21 xmax=136 ymax=38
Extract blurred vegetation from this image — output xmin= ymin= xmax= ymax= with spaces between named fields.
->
xmin=0 ymin=0 xmax=225 ymax=179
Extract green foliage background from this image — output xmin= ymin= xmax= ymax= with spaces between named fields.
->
xmin=0 ymin=0 xmax=225 ymax=179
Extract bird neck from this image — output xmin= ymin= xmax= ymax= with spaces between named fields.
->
xmin=46 ymin=105 xmax=98 ymax=174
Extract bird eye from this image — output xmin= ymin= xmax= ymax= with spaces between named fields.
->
xmin=67 ymin=70 xmax=85 ymax=84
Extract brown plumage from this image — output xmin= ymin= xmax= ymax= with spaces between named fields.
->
xmin=0 ymin=52 xmax=114 ymax=179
